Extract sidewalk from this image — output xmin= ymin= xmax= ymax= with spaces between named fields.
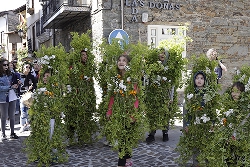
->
xmin=0 ymin=114 xmax=189 ymax=167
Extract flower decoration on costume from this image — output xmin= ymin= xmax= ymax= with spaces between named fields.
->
xmin=224 ymin=109 xmax=234 ymax=117
xmin=200 ymin=114 xmax=210 ymax=123
xmin=187 ymin=93 xmax=194 ymax=99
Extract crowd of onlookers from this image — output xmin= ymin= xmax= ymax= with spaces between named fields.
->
xmin=0 ymin=57 xmax=41 ymax=141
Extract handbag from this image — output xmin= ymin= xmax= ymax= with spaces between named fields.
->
xmin=20 ymin=91 xmax=34 ymax=108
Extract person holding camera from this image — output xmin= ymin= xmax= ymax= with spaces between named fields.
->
xmin=0 ymin=58 xmax=19 ymax=141
xmin=206 ymin=48 xmax=227 ymax=83
xmin=19 ymin=62 xmax=37 ymax=133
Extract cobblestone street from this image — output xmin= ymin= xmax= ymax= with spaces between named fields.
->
xmin=0 ymin=115 xmax=192 ymax=167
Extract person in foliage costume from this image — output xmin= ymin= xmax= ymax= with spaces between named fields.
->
xmin=25 ymin=45 xmax=69 ymax=167
xmin=177 ymin=55 xmax=221 ymax=167
xmin=64 ymin=32 xmax=98 ymax=145
xmin=144 ymin=48 xmax=174 ymax=144
xmin=201 ymin=66 xmax=250 ymax=167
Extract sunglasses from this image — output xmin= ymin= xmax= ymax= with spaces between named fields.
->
xmin=3 ymin=64 xmax=8 ymax=66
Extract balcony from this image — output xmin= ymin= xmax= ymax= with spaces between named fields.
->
xmin=42 ymin=0 xmax=91 ymax=29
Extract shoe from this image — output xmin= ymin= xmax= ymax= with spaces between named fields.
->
xmin=125 ymin=160 xmax=133 ymax=167
xmin=1 ymin=134 xmax=7 ymax=141
xmin=15 ymin=110 xmax=19 ymax=115
xmin=146 ymin=135 xmax=155 ymax=144
xmin=163 ymin=133 xmax=169 ymax=142
xmin=10 ymin=133 xmax=19 ymax=139
xmin=19 ymin=126 xmax=28 ymax=133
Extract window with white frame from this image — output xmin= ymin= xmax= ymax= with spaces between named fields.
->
xmin=147 ymin=25 xmax=186 ymax=58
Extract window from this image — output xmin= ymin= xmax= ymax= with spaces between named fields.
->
xmin=147 ymin=25 xmax=186 ymax=58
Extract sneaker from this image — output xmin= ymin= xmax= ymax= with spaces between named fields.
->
xmin=125 ymin=160 xmax=133 ymax=167
xmin=15 ymin=110 xmax=19 ymax=115
xmin=163 ymin=133 xmax=169 ymax=142
xmin=146 ymin=135 xmax=155 ymax=144
xmin=19 ymin=126 xmax=28 ymax=133
xmin=1 ymin=134 xmax=7 ymax=141
xmin=10 ymin=133 xmax=19 ymax=139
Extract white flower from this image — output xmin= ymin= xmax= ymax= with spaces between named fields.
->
xmin=157 ymin=61 xmax=162 ymax=64
xmin=162 ymin=77 xmax=167 ymax=81
xmin=224 ymin=109 xmax=233 ymax=117
xmin=127 ymin=77 xmax=131 ymax=82
xmin=84 ymin=76 xmax=90 ymax=80
xmin=43 ymin=55 xmax=49 ymax=60
xmin=119 ymin=80 xmax=127 ymax=91
xmin=229 ymin=123 xmax=233 ymax=128
xmin=51 ymin=55 xmax=56 ymax=59
xmin=84 ymin=48 xmax=88 ymax=51
xmin=239 ymin=74 xmax=246 ymax=82
xmin=206 ymin=67 xmax=211 ymax=74
xmin=124 ymin=65 xmax=130 ymax=71
xmin=168 ymin=80 xmax=171 ymax=83
xmin=194 ymin=117 xmax=201 ymax=124
xmin=200 ymin=114 xmax=210 ymax=123
xmin=66 ymin=85 xmax=72 ymax=93
xmin=156 ymin=75 xmax=161 ymax=81
xmin=187 ymin=93 xmax=193 ymax=99
xmin=164 ymin=66 xmax=169 ymax=71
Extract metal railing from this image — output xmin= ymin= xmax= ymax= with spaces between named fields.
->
xmin=42 ymin=0 xmax=90 ymax=25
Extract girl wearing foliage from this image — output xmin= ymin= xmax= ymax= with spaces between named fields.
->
xmin=105 ymin=53 xmax=144 ymax=167
xmin=203 ymin=69 xmax=250 ymax=166
xmin=145 ymin=48 xmax=173 ymax=144
xmin=177 ymin=55 xmax=220 ymax=167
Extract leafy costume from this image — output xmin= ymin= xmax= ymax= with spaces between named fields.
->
xmin=144 ymin=48 xmax=173 ymax=136
xmin=202 ymin=65 xmax=250 ymax=167
xmin=98 ymin=41 xmax=148 ymax=159
xmin=25 ymin=45 xmax=69 ymax=167
xmin=64 ymin=31 xmax=98 ymax=145
xmin=176 ymin=55 xmax=221 ymax=166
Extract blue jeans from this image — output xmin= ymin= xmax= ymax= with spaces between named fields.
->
xmin=20 ymin=100 xmax=29 ymax=126
xmin=16 ymin=98 xmax=20 ymax=112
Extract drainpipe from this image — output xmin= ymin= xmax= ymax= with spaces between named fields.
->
xmin=121 ymin=0 xmax=124 ymax=29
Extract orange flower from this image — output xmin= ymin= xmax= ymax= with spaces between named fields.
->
xmin=222 ymin=118 xmax=227 ymax=126
xmin=129 ymin=90 xmax=136 ymax=96
xmin=119 ymin=90 xmax=123 ymax=94
xmin=117 ymin=74 xmax=121 ymax=79
xmin=44 ymin=91 xmax=49 ymax=95
xmin=197 ymin=106 xmax=203 ymax=111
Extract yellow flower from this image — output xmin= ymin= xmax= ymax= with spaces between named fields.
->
xmin=44 ymin=91 xmax=49 ymax=95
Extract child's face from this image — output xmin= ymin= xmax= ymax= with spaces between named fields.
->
xmin=81 ymin=51 xmax=88 ymax=63
xmin=231 ymin=86 xmax=241 ymax=101
xmin=195 ymin=74 xmax=205 ymax=89
xmin=158 ymin=52 xmax=165 ymax=62
xmin=117 ymin=56 xmax=128 ymax=71
xmin=43 ymin=73 xmax=51 ymax=84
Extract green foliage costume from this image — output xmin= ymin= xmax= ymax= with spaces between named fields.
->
xmin=64 ymin=31 xmax=98 ymax=145
xmin=97 ymin=41 xmax=148 ymax=158
xmin=25 ymin=44 xmax=69 ymax=167
xmin=176 ymin=55 xmax=221 ymax=166
xmin=144 ymin=47 xmax=186 ymax=132
xmin=201 ymin=65 xmax=250 ymax=167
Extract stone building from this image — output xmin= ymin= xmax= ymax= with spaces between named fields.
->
xmin=29 ymin=0 xmax=250 ymax=93
xmin=91 ymin=0 xmax=250 ymax=91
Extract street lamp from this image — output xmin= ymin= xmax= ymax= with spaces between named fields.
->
xmin=18 ymin=29 xmax=23 ymax=43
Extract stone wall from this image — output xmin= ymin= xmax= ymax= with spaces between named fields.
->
xmin=100 ymin=0 xmax=250 ymax=92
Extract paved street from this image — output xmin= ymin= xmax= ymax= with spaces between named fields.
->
xmin=0 ymin=114 xmax=192 ymax=167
